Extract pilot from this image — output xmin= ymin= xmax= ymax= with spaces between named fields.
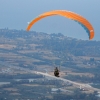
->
xmin=54 ymin=67 xmax=60 ymax=77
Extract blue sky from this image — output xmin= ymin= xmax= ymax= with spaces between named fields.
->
xmin=0 ymin=0 xmax=99 ymax=40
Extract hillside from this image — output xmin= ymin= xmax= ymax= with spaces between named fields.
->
xmin=0 ymin=28 xmax=100 ymax=99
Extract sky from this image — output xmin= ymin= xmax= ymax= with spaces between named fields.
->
xmin=0 ymin=0 xmax=100 ymax=40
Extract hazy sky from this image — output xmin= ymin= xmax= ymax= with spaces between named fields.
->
xmin=0 ymin=0 xmax=99 ymax=40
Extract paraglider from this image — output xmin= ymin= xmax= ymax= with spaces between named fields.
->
xmin=26 ymin=10 xmax=94 ymax=40
xmin=26 ymin=10 xmax=95 ymax=77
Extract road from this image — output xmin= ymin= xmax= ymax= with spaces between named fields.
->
xmin=35 ymin=71 xmax=100 ymax=91
xmin=23 ymin=68 xmax=100 ymax=92
xmin=0 ymin=61 xmax=100 ymax=92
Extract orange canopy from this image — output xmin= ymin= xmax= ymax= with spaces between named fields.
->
xmin=26 ymin=10 xmax=94 ymax=40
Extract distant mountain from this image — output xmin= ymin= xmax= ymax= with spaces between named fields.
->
xmin=0 ymin=28 xmax=100 ymax=56
xmin=0 ymin=28 xmax=100 ymax=69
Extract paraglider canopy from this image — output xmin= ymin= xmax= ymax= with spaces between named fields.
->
xmin=26 ymin=10 xmax=94 ymax=40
